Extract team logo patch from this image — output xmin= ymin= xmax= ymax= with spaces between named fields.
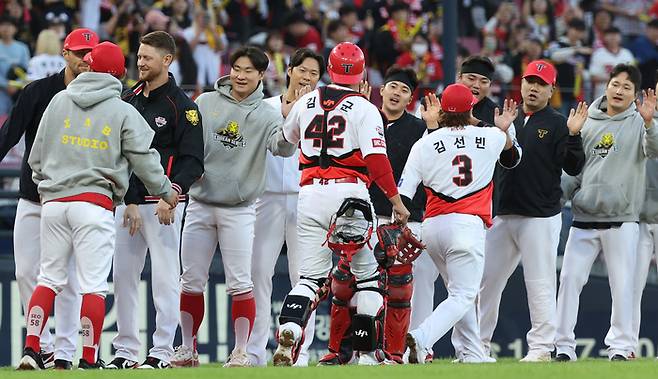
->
xmin=537 ymin=129 xmax=549 ymax=139
xmin=186 ymin=109 xmax=200 ymax=126
xmin=593 ymin=132 xmax=616 ymax=158
xmin=536 ymin=63 xmax=545 ymax=71
xmin=214 ymin=120 xmax=246 ymax=149
xmin=376 ymin=126 xmax=385 ymax=137
xmin=372 ymin=138 xmax=386 ymax=148
xmin=154 ymin=116 xmax=167 ymax=128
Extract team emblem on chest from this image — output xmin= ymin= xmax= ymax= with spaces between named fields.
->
xmin=154 ymin=116 xmax=167 ymax=128
xmin=214 ymin=120 xmax=246 ymax=149
xmin=592 ymin=132 xmax=616 ymax=158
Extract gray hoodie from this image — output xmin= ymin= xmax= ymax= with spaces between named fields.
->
xmin=190 ymin=76 xmax=296 ymax=206
xmin=29 ymin=72 xmax=173 ymax=205
xmin=640 ymin=158 xmax=658 ymax=223
xmin=570 ymin=96 xmax=658 ymax=222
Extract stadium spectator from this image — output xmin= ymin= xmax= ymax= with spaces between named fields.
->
xmin=285 ymin=11 xmax=323 ymax=51
xmin=183 ymin=8 xmax=227 ymax=90
xmin=602 ymin=0 xmax=650 ymax=43
xmin=590 ymin=26 xmax=635 ymax=99
xmin=27 ymin=29 xmax=65 ymax=81
xmin=590 ymin=8 xmax=614 ymax=50
xmin=323 ymin=20 xmax=351 ymax=62
xmin=263 ymin=31 xmax=289 ymax=97
xmin=629 ymin=19 xmax=658 ymax=89
xmin=523 ymin=0 xmax=557 ymax=44
xmin=0 ymin=16 xmax=30 ymax=117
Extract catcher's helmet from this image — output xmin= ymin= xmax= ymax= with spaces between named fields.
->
xmin=327 ymin=42 xmax=365 ymax=85
xmin=326 ymin=197 xmax=373 ymax=260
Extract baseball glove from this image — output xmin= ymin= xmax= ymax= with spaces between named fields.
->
xmin=373 ymin=223 xmax=425 ymax=269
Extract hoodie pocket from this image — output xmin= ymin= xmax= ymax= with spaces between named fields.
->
xmin=200 ymin=166 xmax=246 ymax=204
xmin=572 ymin=184 xmax=630 ymax=217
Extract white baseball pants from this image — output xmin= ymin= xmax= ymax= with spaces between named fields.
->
xmin=38 ymin=201 xmax=115 ymax=294
xmin=556 ymin=223 xmax=638 ymax=360
xmin=632 ymin=223 xmax=658 ymax=352
xmin=453 ymin=214 xmax=562 ymax=357
xmin=14 ymin=199 xmax=80 ymax=362
xmin=248 ymin=192 xmax=315 ymax=366
xmin=112 ymin=203 xmax=184 ymax=363
xmin=180 ymin=198 xmax=255 ymax=295
xmin=410 ymin=214 xmax=485 ymax=351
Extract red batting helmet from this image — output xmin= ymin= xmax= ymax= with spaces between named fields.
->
xmin=328 ymin=42 xmax=365 ymax=85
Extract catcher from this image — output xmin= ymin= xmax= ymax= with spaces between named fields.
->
xmin=399 ymin=84 xmax=517 ymax=363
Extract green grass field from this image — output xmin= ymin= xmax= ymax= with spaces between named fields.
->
xmin=2 ymin=359 xmax=658 ymax=379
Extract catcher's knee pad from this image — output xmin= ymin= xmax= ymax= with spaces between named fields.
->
xmin=351 ymin=310 xmax=383 ymax=352
xmin=384 ymin=263 xmax=413 ymax=357
xmin=331 ymin=259 xmax=356 ymax=305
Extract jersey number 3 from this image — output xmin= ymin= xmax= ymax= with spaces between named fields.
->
xmin=452 ymin=155 xmax=473 ymax=186
xmin=304 ymin=114 xmax=346 ymax=148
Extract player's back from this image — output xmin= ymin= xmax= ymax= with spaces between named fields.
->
xmin=400 ymin=124 xmax=507 ymax=226
xmin=289 ymin=85 xmax=386 ymax=185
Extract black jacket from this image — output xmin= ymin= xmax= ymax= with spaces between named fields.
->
xmin=122 ymin=75 xmax=204 ymax=204
xmin=0 ymin=70 xmax=67 ymax=203
xmin=370 ymin=111 xmax=426 ymax=222
xmin=497 ymin=105 xmax=585 ymax=217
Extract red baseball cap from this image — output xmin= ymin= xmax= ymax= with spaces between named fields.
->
xmin=63 ymin=28 xmax=99 ymax=51
xmin=522 ymin=60 xmax=557 ymax=85
xmin=83 ymin=42 xmax=126 ymax=78
xmin=441 ymin=83 xmax=478 ymax=113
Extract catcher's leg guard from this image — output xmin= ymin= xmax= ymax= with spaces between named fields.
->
xmin=320 ymin=259 xmax=356 ymax=365
xmin=351 ymin=275 xmax=385 ymax=353
xmin=384 ymin=263 xmax=414 ymax=361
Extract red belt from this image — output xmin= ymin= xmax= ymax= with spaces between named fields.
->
xmin=301 ymin=176 xmax=359 ymax=186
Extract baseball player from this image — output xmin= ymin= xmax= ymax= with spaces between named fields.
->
xmin=17 ymin=41 xmax=178 ymax=370
xmin=173 ymin=45 xmax=296 ymax=368
xmin=107 ymin=31 xmax=204 ymax=370
xmin=555 ymin=64 xmax=658 ymax=361
xmin=247 ymin=48 xmax=325 ymax=367
xmin=413 ymin=56 xmax=523 ymax=363
xmin=272 ymin=42 xmax=410 ymax=367
xmin=631 ymin=157 xmax=658 ymax=358
xmin=0 ymin=28 xmax=99 ymax=370
xmin=467 ymin=60 xmax=586 ymax=362
xmin=402 ymin=83 xmax=514 ymax=364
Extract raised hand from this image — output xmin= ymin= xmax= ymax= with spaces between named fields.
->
xmin=494 ymin=99 xmax=518 ymax=133
xmin=567 ymin=101 xmax=588 ymax=135
xmin=638 ymin=88 xmax=657 ymax=126
xmin=420 ymin=93 xmax=441 ymax=129
xmin=358 ymin=80 xmax=372 ymax=100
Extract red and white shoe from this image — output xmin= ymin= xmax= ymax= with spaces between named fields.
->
xmin=171 ymin=345 xmax=199 ymax=368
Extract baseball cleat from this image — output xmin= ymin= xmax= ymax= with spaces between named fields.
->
xmin=520 ymin=351 xmax=551 ymax=362
xmin=554 ymin=353 xmax=571 ymax=362
xmin=405 ymin=332 xmax=425 ymax=364
xmin=137 ymin=356 xmax=171 ymax=369
xmin=273 ymin=329 xmax=295 ymax=366
xmin=317 ymin=352 xmax=344 ymax=366
xmin=17 ymin=348 xmax=45 ymax=370
xmin=78 ymin=358 xmax=105 ymax=369
xmin=40 ymin=350 xmax=55 ymax=369
xmin=106 ymin=357 xmax=138 ymax=369
xmin=223 ymin=349 xmax=251 ymax=367
xmin=54 ymin=359 xmax=73 ymax=370
xmin=171 ymin=345 xmax=199 ymax=368
xmin=610 ymin=354 xmax=627 ymax=361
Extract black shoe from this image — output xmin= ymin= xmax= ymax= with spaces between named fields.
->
xmin=554 ymin=354 xmax=571 ymax=362
xmin=40 ymin=350 xmax=55 ymax=369
xmin=610 ymin=354 xmax=627 ymax=361
xmin=137 ymin=357 xmax=171 ymax=369
xmin=78 ymin=358 xmax=106 ymax=369
xmin=54 ymin=359 xmax=73 ymax=370
xmin=17 ymin=348 xmax=45 ymax=370
xmin=106 ymin=357 xmax=138 ymax=369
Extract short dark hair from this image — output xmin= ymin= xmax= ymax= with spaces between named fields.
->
xmin=648 ymin=19 xmax=658 ymax=29
xmin=604 ymin=26 xmax=621 ymax=35
xmin=608 ymin=63 xmax=642 ymax=93
xmin=339 ymin=4 xmax=357 ymax=17
xmin=567 ymin=18 xmax=587 ymax=31
xmin=327 ymin=19 xmax=346 ymax=37
xmin=438 ymin=111 xmax=471 ymax=128
xmin=286 ymin=48 xmax=326 ymax=86
xmin=140 ymin=31 xmax=177 ymax=56
xmin=230 ymin=45 xmax=269 ymax=72
xmin=384 ymin=65 xmax=418 ymax=91
xmin=285 ymin=11 xmax=307 ymax=26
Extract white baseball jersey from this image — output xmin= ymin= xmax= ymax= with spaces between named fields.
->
xmin=283 ymin=84 xmax=387 ymax=185
xmin=399 ymin=125 xmax=507 ymax=226
xmin=263 ymin=95 xmax=301 ymax=193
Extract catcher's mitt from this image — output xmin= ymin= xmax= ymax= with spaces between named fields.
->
xmin=373 ymin=223 xmax=425 ymax=269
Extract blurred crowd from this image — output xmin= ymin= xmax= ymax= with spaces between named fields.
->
xmin=1 ymin=0 xmax=658 ymax=119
